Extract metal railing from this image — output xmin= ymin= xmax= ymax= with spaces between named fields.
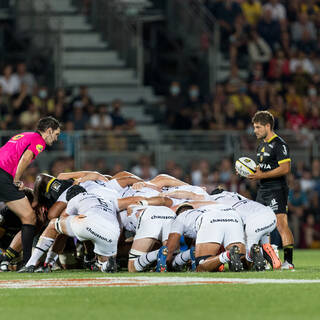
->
xmin=14 ymin=0 xmax=63 ymax=87
xmin=0 ymin=130 xmax=318 ymax=171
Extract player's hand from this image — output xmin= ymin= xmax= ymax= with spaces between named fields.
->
xmin=247 ymin=166 xmax=263 ymax=180
xmin=14 ymin=180 xmax=24 ymax=190
xmin=132 ymin=182 xmax=145 ymax=190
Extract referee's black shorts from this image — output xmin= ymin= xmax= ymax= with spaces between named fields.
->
xmin=0 ymin=168 xmax=25 ymax=202
xmin=256 ymin=186 xmax=289 ymax=214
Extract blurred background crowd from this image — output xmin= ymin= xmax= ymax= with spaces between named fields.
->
xmin=0 ymin=0 xmax=320 ymax=248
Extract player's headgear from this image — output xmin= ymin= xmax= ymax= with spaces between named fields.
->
xmin=66 ymin=185 xmax=87 ymax=201
xmin=34 ymin=173 xmax=74 ymax=208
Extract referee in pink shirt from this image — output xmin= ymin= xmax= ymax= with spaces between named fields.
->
xmin=0 ymin=116 xmax=61 ymax=266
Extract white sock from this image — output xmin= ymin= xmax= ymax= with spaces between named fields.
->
xmin=134 ymin=249 xmax=159 ymax=272
xmin=26 ymin=237 xmax=54 ymax=267
xmin=45 ymin=250 xmax=59 ymax=265
xmin=172 ymin=250 xmax=191 ymax=267
xmin=219 ymin=251 xmax=230 ymax=264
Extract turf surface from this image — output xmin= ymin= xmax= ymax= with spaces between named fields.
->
xmin=0 ymin=249 xmax=319 ymax=320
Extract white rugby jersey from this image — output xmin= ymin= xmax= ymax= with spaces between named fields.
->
xmin=170 ymin=208 xmax=205 ymax=239
xmin=210 ymin=191 xmax=268 ymax=225
xmin=170 ymin=203 xmax=239 ymax=239
xmin=66 ymin=192 xmax=119 ymax=226
xmin=58 ymin=180 xmax=119 ymax=204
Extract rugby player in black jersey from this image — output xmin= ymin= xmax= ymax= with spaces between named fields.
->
xmin=248 ymin=111 xmax=294 ymax=269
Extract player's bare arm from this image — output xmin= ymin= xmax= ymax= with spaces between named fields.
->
xmin=14 ymin=150 xmax=34 ymax=188
xmin=166 ymin=233 xmax=181 ymax=262
xmin=248 ymin=162 xmax=290 ymax=180
xmin=161 ymin=190 xmax=205 ymax=201
xmin=149 ymin=174 xmax=187 ymax=188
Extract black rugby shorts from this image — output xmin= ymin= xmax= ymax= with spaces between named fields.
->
xmin=256 ymin=186 xmax=289 ymax=214
xmin=0 ymin=168 xmax=25 ymax=202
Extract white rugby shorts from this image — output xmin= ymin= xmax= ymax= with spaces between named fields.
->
xmin=134 ymin=206 xmax=176 ymax=242
xmin=245 ymin=206 xmax=276 ymax=249
xmin=66 ymin=214 xmax=120 ymax=257
xmin=196 ymin=210 xmax=244 ymax=247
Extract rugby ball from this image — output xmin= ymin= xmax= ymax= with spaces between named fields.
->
xmin=235 ymin=157 xmax=257 ymax=177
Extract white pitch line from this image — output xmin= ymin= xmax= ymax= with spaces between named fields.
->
xmin=0 ymin=277 xmax=320 ymax=289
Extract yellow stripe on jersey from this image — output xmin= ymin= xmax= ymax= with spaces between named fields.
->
xmin=46 ymin=177 xmax=56 ymax=193
xmin=278 ymin=158 xmax=291 ymax=164
xmin=267 ymin=134 xmax=278 ymax=143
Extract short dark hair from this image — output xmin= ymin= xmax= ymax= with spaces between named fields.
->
xmin=176 ymin=203 xmax=194 ymax=215
xmin=36 ymin=116 xmax=61 ymax=132
xmin=252 ymin=111 xmax=274 ymax=130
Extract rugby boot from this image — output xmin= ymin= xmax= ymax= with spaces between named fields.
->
xmin=262 ymin=243 xmax=281 ymax=270
xmin=0 ymin=260 xmax=10 ymax=272
xmin=101 ymin=256 xmax=117 ymax=273
xmin=17 ymin=265 xmax=35 ymax=273
xmin=156 ymin=246 xmax=168 ymax=272
xmin=34 ymin=263 xmax=52 ymax=273
xmin=228 ymin=245 xmax=244 ymax=272
xmin=281 ymin=261 xmax=294 ymax=270
xmin=250 ymin=244 xmax=265 ymax=271
xmin=190 ymin=247 xmax=196 ymax=272
xmin=218 ymin=264 xmax=225 ymax=272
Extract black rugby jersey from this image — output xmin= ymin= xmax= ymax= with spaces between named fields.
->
xmin=256 ymin=134 xmax=291 ymax=189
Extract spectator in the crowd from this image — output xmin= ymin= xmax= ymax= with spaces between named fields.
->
xmin=218 ymin=158 xmax=233 ymax=183
xmin=32 ymin=85 xmax=55 ymax=115
xmin=0 ymin=85 xmax=11 ymax=129
xmin=15 ymin=62 xmax=37 ymax=94
xmin=71 ymin=85 xmax=93 ymax=109
xmin=288 ymin=179 xmax=309 ymax=246
xmin=19 ymin=101 xmax=40 ymax=130
xmin=186 ymin=84 xmax=202 ymax=109
xmin=291 ymin=12 xmax=317 ymax=54
xmin=214 ymin=0 xmax=243 ymax=51
xmin=248 ymin=29 xmax=272 ymax=65
xmin=229 ymin=14 xmax=249 ymax=67
xmin=89 ymin=103 xmax=113 ymax=131
xmin=53 ymin=88 xmax=70 ymax=122
xmin=230 ymin=84 xmax=254 ymax=115
xmin=11 ymin=83 xmax=32 ymax=116
xmin=110 ymin=99 xmax=127 ymax=129
xmin=241 ymin=0 xmax=262 ymax=26
xmin=301 ymin=214 xmax=320 ymax=248
xmin=69 ymin=107 xmax=88 ymax=130
xmin=131 ymin=155 xmax=158 ymax=180
xmin=267 ymin=49 xmax=290 ymax=81
xmin=0 ymin=64 xmax=20 ymax=95
xmin=257 ymin=8 xmax=281 ymax=50
xmin=262 ymin=0 xmax=287 ymax=27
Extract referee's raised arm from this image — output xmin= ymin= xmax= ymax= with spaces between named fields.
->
xmin=0 ymin=116 xmax=61 ymax=268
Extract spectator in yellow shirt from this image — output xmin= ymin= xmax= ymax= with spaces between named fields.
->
xmin=241 ymin=0 xmax=262 ymax=25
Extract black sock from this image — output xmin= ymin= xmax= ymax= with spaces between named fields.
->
xmin=21 ymin=224 xmax=36 ymax=264
xmin=4 ymin=247 xmax=19 ymax=261
xmin=283 ymin=245 xmax=293 ymax=264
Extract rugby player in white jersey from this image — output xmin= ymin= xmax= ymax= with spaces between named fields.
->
xmin=210 ymin=187 xmax=281 ymax=270
xmin=19 ymin=182 xmax=147 ymax=272
xmin=121 ymin=196 xmax=175 ymax=272
xmin=162 ymin=201 xmax=246 ymax=272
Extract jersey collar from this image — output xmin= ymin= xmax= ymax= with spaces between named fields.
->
xmin=266 ymin=134 xmax=278 ymax=143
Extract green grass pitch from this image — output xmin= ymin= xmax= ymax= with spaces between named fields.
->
xmin=0 ymin=249 xmax=319 ymax=320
